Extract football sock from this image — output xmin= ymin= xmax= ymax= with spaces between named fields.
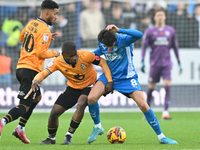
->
xmin=1 ymin=118 xmax=7 ymax=126
xmin=48 ymin=126 xmax=58 ymax=138
xmin=95 ymin=122 xmax=102 ymax=129
xmin=87 ymin=102 xmax=100 ymax=125
xmin=158 ymin=133 xmax=165 ymax=140
xmin=48 ymin=137 xmax=56 ymax=140
xmin=66 ymin=132 xmax=73 ymax=137
xmin=19 ymin=102 xmax=38 ymax=127
xmin=143 ymin=108 xmax=162 ymax=135
xmin=67 ymin=117 xmax=81 ymax=135
xmin=18 ymin=125 xmax=25 ymax=132
xmin=4 ymin=105 xmax=26 ymax=123
xmin=147 ymin=88 xmax=154 ymax=107
xmin=162 ymin=110 xmax=169 ymax=116
xmin=164 ymin=85 xmax=170 ymax=111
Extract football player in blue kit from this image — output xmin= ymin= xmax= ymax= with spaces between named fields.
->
xmin=87 ymin=24 xmax=178 ymax=145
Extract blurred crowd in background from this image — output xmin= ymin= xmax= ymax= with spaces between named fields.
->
xmin=0 ymin=0 xmax=200 ymax=85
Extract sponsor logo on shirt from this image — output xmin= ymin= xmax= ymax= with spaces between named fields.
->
xmin=154 ymin=37 xmax=169 ymax=46
xmin=74 ymin=73 xmax=85 ymax=80
xmin=104 ymin=52 xmax=122 ymax=61
xmin=43 ymin=34 xmax=49 ymax=41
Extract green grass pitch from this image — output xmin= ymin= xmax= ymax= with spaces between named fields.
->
xmin=0 ymin=111 xmax=199 ymax=150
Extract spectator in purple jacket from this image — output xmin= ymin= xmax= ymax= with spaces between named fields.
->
xmin=141 ymin=8 xmax=182 ymax=120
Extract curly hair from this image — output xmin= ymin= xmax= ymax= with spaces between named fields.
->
xmin=98 ymin=29 xmax=117 ymax=47
xmin=41 ymin=0 xmax=59 ymax=10
xmin=62 ymin=41 xmax=77 ymax=53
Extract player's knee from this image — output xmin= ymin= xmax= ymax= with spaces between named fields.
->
xmin=50 ymin=109 xmax=60 ymax=120
xmin=88 ymin=95 xmax=97 ymax=105
xmin=139 ymin=102 xmax=149 ymax=112
xmin=33 ymin=95 xmax=42 ymax=103
xmin=77 ymin=97 xmax=87 ymax=112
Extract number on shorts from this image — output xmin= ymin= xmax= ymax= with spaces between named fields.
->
xmin=131 ymin=79 xmax=137 ymax=87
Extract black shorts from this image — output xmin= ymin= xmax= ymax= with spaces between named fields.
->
xmin=16 ymin=68 xmax=41 ymax=102
xmin=55 ymin=86 xmax=91 ymax=110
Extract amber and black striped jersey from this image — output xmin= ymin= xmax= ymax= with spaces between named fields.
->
xmin=45 ymin=50 xmax=98 ymax=89
xmin=17 ymin=18 xmax=56 ymax=72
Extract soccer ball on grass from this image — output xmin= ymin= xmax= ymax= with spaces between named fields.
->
xmin=107 ymin=126 xmax=126 ymax=144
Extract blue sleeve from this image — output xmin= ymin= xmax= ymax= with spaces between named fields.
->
xmin=118 ymin=28 xmax=143 ymax=46
xmin=92 ymin=47 xmax=103 ymax=56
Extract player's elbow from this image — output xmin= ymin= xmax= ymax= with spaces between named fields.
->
xmin=137 ymin=31 xmax=143 ymax=39
xmin=37 ymin=54 xmax=44 ymax=59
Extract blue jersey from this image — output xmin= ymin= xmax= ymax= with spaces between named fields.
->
xmin=93 ymin=28 xmax=143 ymax=80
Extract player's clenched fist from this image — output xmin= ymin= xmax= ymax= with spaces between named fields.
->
xmin=53 ymin=49 xmax=60 ymax=57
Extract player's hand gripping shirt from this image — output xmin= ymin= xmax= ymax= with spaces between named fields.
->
xmin=141 ymin=25 xmax=180 ymax=67
xmin=45 ymin=50 xmax=99 ymax=89
xmin=93 ymin=28 xmax=143 ymax=80
xmin=17 ymin=18 xmax=56 ymax=72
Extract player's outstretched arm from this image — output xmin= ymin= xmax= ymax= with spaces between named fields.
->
xmin=106 ymin=24 xmax=143 ymax=46
xmin=32 ymin=70 xmax=50 ymax=92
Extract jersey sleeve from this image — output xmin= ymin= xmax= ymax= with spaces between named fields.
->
xmin=92 ymin=54 xmax=101 ymax=65
xmin=36 ymin=30 xmax=56 ymax=59
xmin=118 ymin=28 xmax=143 ymax=47
xmin=45 ymin=60 xmax=58 ymax=74
xmin=19 ymin=27 xmax=26 ymax=42
xmin=93 ymin=47 xmax=103 ymax=56
xmin=141 ymin=29 xmax=150 ymax=60
xmin=171 ymin=29 xmax=180 ymax=62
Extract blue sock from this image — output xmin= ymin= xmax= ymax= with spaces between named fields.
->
xmin=144 ymin=108 xmax=162 ymax=135
xmin=87 ymin=102 xmax=100 ymax=124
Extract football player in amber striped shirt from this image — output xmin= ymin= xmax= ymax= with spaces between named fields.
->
xmin=32 ymin=41 xmax=113 ymax=145
xmin=0 ymin=0 xmax=60 ymax=144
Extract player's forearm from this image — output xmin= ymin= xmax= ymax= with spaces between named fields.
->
xmin=98 ymin=58 xmax=113 ymax=82
xmin=38 ymin=50 xmax=56 ymax=59
xmin=174 ymin=49 xmax=180 ymax=62
xmin=141 ymin=45 xmax=148 ymax=60
xmin=33 ymin=70 xmax=49 ymax=82
xmin=118 ymin=28 xmax=143 ymax=39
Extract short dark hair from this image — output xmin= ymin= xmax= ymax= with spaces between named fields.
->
xmin=41 ymin=0 xmax=59 ymax=10
xmin=62 ymin=41 xmax=77 ymax=53
xmin=154 ymin=8 xmax=166 ymax=17
xmin=98 ymin=29 xmax=117 ymax=47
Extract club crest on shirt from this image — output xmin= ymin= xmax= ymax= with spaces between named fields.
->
xmin=81 ymin=63 xmax=87 ymax=69
xmin=165 ymin=31 xmax=170 ymax=36
xmin=113 ymin=46 xmax=117 ymax=51
xmin=43 ymin=34 xmax=49 ymax=41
